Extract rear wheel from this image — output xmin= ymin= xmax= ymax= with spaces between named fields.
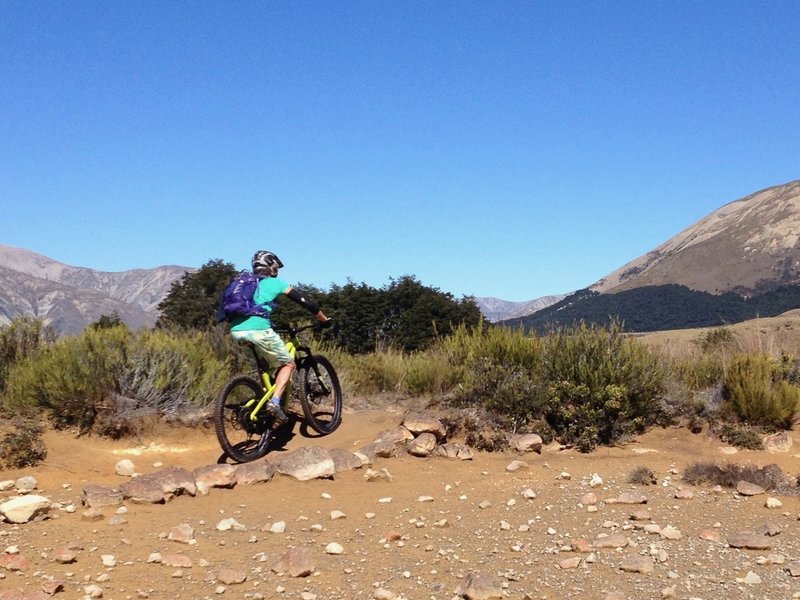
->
xmin=299 ymin=355 xmax=342 ymax=435
xmin=214 ymin=375 xmax=274 ymax=463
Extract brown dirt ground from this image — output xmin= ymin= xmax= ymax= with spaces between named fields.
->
xmin=2 ymin=409 xmax=800 ymax=600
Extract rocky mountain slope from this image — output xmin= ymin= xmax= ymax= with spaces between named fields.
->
xmin=0 ymin=244 xmax=190 ymax=335
xmin=591 ymin=179 xmax=800 ymax=295
xmin=474 ymin=294 xmax=566 ymax=322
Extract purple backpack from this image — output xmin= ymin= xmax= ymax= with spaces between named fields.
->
xmin=216 ymin=271 xmax=273 ymax=323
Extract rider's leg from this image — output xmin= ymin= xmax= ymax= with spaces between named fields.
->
xmin=272 ymin=361 xmax=296 ymax=404
xmin=232 ymin=329 xmax=293 ymax=425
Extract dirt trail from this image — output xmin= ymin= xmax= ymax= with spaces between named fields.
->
xmin=2 ymin=410 xmax=800 ymax=600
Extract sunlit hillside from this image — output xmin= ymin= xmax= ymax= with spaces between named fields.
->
xmin=636 ymin=311 xmax=800 ymax=358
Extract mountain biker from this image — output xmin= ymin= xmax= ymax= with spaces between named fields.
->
xmin=228 ymin=250 xmax=332 ymax=426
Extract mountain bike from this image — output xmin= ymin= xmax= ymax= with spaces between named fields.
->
xmin=214 ymin=324 xmax=343 ymax=463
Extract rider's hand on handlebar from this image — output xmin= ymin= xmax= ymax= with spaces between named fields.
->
xmin=313 ymin=319 xmax=333 ymax=333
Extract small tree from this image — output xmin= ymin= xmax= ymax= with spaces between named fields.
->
xmin=157 ymin=259 xmax=237 ymax=329
xmin=0 ymin=317 xmax=55 ymax=393
xmin=91 ymin=311 xmax=125 ymax=330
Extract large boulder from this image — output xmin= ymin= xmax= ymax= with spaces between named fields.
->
xmin=0 ymin=495 xmax=51 ymax=523
xmin=119 ymin=467 xmax=196 ymax=503
xmin=274 ymin=447 xmax=335 ymax=481
xmin=407 ymin=433 xmax=438 ymax=457
xmin=402 ymin=412 xmax=446 ymax=441
xmin=193 ymin=464 xmax=238 ymax=494
xmin=81 ymin=484 xmax=124 ymax=508
xmin=233 ymin=460 xmax=276 ymax=485
xmin=510 ymin=433 xmax=543 ymax=453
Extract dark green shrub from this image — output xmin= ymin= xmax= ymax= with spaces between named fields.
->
xmin=722 ymin=354 xmax=799 ymax=428
xmin=540 ymin=321 xmax=666 ymax=451
xmin=90 ymin=312 xmax=126 ymax=330
xmin=544 ymin=381 xmax=633 ymax=452
xmin=718 ymin=424 xmax=764 ymax=450
xmin=439 ymin=320 xmax=666 ymax=451
xmin=0 ymin=417 xmax=47 ymax=468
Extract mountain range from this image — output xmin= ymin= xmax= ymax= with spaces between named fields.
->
xmin=2 ymin=179 xmax=799 ymax=335
xmin=0 ymin=244 xmax=189 ymax=336
xmin=473 ymin=295 xmax=567 ymax=323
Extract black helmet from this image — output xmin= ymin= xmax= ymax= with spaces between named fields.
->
xmin=252 ymin=250 xmax=284 ymax=275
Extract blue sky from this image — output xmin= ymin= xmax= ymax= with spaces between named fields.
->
xmin=2 ymin=1 xmax=798 ymax=301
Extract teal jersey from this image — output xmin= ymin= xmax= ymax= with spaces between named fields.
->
xmin=229 ymin=276 xmax=289 ymax=331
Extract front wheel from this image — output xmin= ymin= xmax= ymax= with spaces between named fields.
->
xmin=214 ymin=375 xmax=274 ymax=463
xmin=298 ymin=355 xmax=342 ymax=435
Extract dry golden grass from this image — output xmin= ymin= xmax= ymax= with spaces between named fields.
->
xmin=636 ymin=312 xmax=800 ymax=359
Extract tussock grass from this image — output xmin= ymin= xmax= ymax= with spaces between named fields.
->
xmin=627 ymin=466 xmax=657 ymax=486
xmin=722 ymin=354 xmax=799 ymax=428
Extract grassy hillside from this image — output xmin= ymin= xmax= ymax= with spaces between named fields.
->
xmin=505 ymin=284 xmax=800 ymax=333
xmin=636 ymin=311 xmax=800 ymax=357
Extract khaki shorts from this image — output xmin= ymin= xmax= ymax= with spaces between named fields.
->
xmin=230 ymin=328 xmax=293 ymax=371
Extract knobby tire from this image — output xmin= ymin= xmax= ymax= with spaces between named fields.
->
xmin=298 ymin=355 xmax=343 ymax=435
xmin=214 ymin=375 xmax=275 ymax=463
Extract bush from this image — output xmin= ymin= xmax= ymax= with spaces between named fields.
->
xmin=544 ymin=381 xmax=634 ymax=452
xmin=0 ymin=417 xmax=47 ymax=468
xmin=119 ymin=328 xmax=229 ymax=412
xmin=540 ymin=321 xmax=666 ymax=451
xmin=2 ymin=326 xmax=229 ymax=436
xmin=441 ymin=323 xmax=544 ymax=427
xmin=455 ymin=356 xmax=542 ymax=428
xmin=628 ymin=466 xmax=657 ymax=485
xmin=721 ymin=354 xmax=799 ymax=429
xmin=698 ymin=327 xmax=738 ymax=353
xmin=342 ymin=350 xmax=406 ymax=395
xmin=437 ymin=321 xmax=666 ymax=451
xmin=717 ymin=423 xmax=764 ymax=450
xmin=3 ymin=326 xmax=130 ymax=432
xmin=446 ymin=408 xmax=510 ymax=452
xmin=683 ymin=461 xmax=784 ymax=489
xmin=0 ymin=317 xmax=55 ymax=393
xmin=402 ymin=349 xmax=456 ymax=396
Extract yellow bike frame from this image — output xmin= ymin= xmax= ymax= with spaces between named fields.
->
xmin=246 ymin=341 xmax=297 ymax=423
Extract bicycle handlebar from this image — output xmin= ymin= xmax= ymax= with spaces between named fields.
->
xmin=274 ymin=323 xmax=324 ymax=337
